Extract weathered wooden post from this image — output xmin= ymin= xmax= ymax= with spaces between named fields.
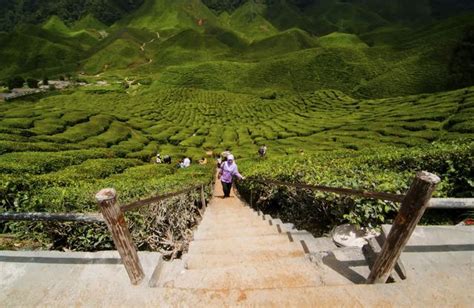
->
xmin=95 ymin=188 xmax=145 ymax=285
xmin=201 ymin=185 xmax=207 ymax=208
xmin=367 ymin=171 xmax=440 ymax=284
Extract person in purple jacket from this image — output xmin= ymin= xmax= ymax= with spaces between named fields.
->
xmin=218 ymin=154 xmax=244 ymax=198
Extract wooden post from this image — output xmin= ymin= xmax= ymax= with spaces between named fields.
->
xmin=96 ymin=188 xmax=145 ymax=285
xmin=201 ymin=185 xmax=206 ymax=208
xmin=367 ymin=171 xmax=440 ymax=284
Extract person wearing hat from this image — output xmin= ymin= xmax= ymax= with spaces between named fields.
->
xmin=218 ymin=154 xmax=244 ymax=198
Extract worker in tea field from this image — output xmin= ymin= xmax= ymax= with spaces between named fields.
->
xmin=155 ymin=153 xmax=162 ymax=164
xmin=179 ymin=157 xmax=191 ymax=168
xmin=199 ymin=157 xmax=207 ymax=165
xmin=163 ymin=155 xmax=171 ymax=164
xmin=258 ymin=144 xmax=267 ymax=157
xmin=218 ymin=154 xmax=244 ymax=198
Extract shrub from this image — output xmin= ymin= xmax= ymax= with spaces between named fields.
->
xmin=7 ymin=76 xmax=25 ymax=89
xmin=237 ymin=142 xmax=473 ymax=235
xmin=26 ymin=78 xmax=39 ymax=88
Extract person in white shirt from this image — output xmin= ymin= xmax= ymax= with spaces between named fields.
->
xmin=181 ymin=157 xmax=191 ymax=168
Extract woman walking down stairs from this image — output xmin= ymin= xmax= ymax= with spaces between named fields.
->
xmin=154 ymin=180 xmax=324 ymax=290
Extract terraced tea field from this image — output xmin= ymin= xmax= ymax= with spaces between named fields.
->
xmin=0 ymin=80 xmax=472 ymax=252
xmin=1 ymin=86 xmax=472 ymax=161
xmin=0 ymin=85 xmax=472 ymax=220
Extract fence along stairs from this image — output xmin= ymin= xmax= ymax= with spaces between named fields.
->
xmin=150 ymin=180 xmax=370 ymax=292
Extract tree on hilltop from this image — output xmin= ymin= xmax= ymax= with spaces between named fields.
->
xmin=27 ymin=78 xmax=39 ymax=88
xmin=7 ymin=76 xmax=25 ymax=90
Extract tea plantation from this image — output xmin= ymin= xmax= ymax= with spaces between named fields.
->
xmin=1 ymin=85 xmax=472 ymax=212
xmin=0 ymin=0 xmax=473 ymax=252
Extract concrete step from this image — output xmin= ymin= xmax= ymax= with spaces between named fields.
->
xmin=286 ymin=230 xmax=337 ymax=253
xmin=188 ymin=238 xmax=303 ymax=255
xmin=187 ymin=244 xmax=305 ymax=258
xmin=308 ymin=246 xmax=370 ymax=285
xmin=195 ymin=221 xmax=272 ymax=233
xmin=268 ymin=218 xmax=283 ymax=226
xmin=193 ymin=227 xmax=281 ymax=240
xmin=183 ymin=253 xmax=309 ymax=270
xmin=157 ymin=259 xmax=323 ymax=290
xmin=194 ymin=225 xmax=278 ymax=239
xmin=204 ymin=208 xmax=257 ymax=215
xmin=189 ymin=234 xmax=293 ymax=252
xmin=381 ymin=224 xmax=474 ymax=271
xmin=204 ymin=208 xmax=258 ymax=215
xmin=199 ymin=216 xmax=263 ymax=225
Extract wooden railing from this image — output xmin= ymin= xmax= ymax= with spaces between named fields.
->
xmin=0 ymin=212 xmax=104 ymax=223
xmin=0 ymin=183 xmax=211 ymax=285
xmin=251 ymin=178 xmax=474 ymax=209
xmin=248 ymin=171 xmax=473 ymax=284
xmin=95 ymin=184 xmax=210 ymax=285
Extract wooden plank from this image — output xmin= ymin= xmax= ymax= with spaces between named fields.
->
xmin=429 ymin=198 xmax=474 ymax=209
xmin=0 ymin=212 xmax=104 ymax=223
xmin=258 ymin=179 xmax=405 ymax=202
xmin=367 ymin=171 xmax=440 ymax=284
xmin=96 ymin=188 xmax=145 ymax=285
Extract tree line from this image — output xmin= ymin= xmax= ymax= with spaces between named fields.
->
xmin=0 ymin=0 xmax=144 ymax=32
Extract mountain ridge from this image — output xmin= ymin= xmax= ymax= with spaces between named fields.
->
xmin=0 ymin=0 xmax=473 ymax=98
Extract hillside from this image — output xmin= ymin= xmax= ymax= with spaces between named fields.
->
xmin=0 ymin=0 xmax=472 ymax=98
xmin=0 ymin=0 xmax=473 ymax=253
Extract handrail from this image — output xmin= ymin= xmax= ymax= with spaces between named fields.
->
xmin=253 ymin=179 xmax=405 ymax=202
xmin=96 ymin=181 xmax=212 ymax=285
xmin=0 ymin=212 xmax=105 ymax=223
xmin=120 ymin=184 xmax=205 ymax=212
xmin=251 ymin=178 xmax=474 ymax=209
xmin=429 ymin=198 xmax=474 ymax=209
xmin=0 ymin=185 xmax=205 ymax=222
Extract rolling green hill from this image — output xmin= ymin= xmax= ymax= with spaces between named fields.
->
xmin=0 ymin=0 xmax=473 ymax=251
xmin=0 ymin=0 xmax=472 ymax=97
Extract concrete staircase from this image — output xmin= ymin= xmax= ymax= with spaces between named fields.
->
xmin=150 ymin=183 xmax=369 ymax=292
xmin=1 ymin=182 xmax=472 ymax=306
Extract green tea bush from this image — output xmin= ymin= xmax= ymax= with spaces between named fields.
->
xmin=0 ymin=149 xmax=115 ymax=174
xmin=1 ymin=163 xmax=214 ymax=253
xmin=236 ymin=142 xmax=473 ymax=236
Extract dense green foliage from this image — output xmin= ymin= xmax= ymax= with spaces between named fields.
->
xmin=0 ymin=0 xmax=473 ymax=252
xmin=0 ymin=0 xmax=473 ymax=97
xmin=0 ymin=0 xmax=144 ymax=31
xmin=237 ymin=142 xmax=473 ymax=236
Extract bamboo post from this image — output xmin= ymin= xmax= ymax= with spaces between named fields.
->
xmin=367 ymin=171 xmax=441 ymax=284
xmin=201 ymin=185 xmax=206 ymax=208
xmin=96 ymin=188 xmax=145 ymax=285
